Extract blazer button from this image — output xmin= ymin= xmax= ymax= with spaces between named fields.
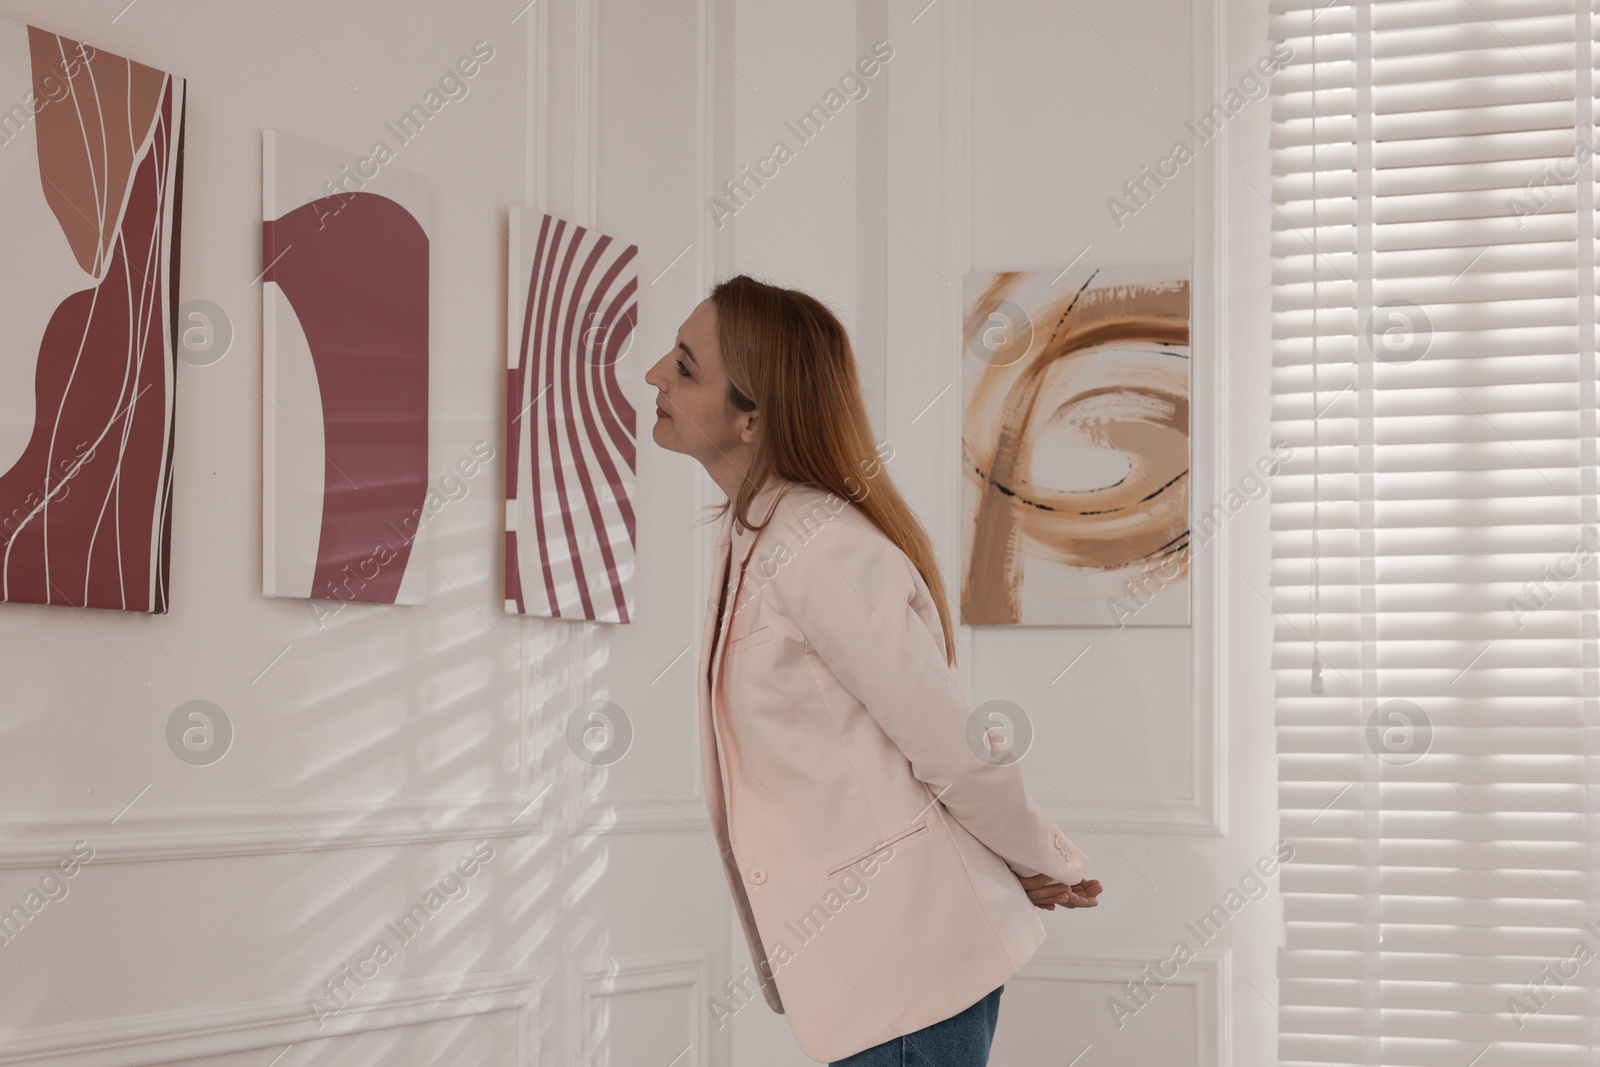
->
xmin=749 ymin=865 xmax=768 ymax=884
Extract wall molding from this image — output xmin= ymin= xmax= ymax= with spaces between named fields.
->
xmin=1044 ymin=794 xmax=1218 ymax=837
xmin=572 ymin=0 xmax=599 ymax=226
xmin=567 ymin=950 xmax=709 ymax=1067
xmin=939 ymin=0 xmax=1229 ymax=839
xmin=1194 ymin=0 xmax=1230 ymax=841
xmin=1018 ymin=948 xmax=1230 ymax=1067
xmin=0 ymin=965 xmax=540 ymax=1067
xmin=572 ymin=0 xmax=725 ymax=838
xmin=523 ymin=0 xmax=547 ymax=210
xmin=681 ymin=0 xmax=726 ymax=833
xmin=601 ymin=0 xmax=728 ymax=838
xmin=571 ymin=794 xmax=711 ymax=835
xmin=0 ymin=795 xmax=543 ymax=869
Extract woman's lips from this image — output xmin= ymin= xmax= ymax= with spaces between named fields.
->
xmin=655 ymin=405 xmax=669 ymax=419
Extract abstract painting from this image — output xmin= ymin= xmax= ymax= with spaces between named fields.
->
xmin=262 ymin=130 xmax=430 ymax=606
xmin=0 ymin=22 xmax=186 ymax=613
xmin=961 ymin=264 xmax=1190 ymax=627
xmin=504 ymin=211 xmax=638 ymax=622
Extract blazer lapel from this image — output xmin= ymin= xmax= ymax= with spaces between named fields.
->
xmin=699 ymin=505 xmax=738 ymax=700
xmin=697 ymin=481 xmax=789 ymax=836
xmin=708 ymin=481 xmax=787 ymax=707
xmin=698 ymin=505 xmax=738 ymax=851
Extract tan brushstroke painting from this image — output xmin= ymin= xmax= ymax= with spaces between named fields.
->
xmin=961 ymin=265 xmax=1190 ymax=627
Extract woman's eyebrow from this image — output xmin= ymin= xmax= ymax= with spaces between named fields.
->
xmin=678 ymin=338 xmax=699 ymax=366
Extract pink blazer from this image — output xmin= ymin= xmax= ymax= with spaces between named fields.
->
xmin=697 ymin=477 xmax=1090 ymax=1062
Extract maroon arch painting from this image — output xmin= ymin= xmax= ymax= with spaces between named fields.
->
xmin=0 ymin=24 xmax=186 ymax=613
xmin=504 ymin=211 xmax=638 ymax=622
xmin=261 ymin=130 xmax=429 ymax=606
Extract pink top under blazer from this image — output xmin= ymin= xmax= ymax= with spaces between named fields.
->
xmin=698 ymin=476 xmax=1091 ymax=1062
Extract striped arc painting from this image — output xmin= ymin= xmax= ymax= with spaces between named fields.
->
xmin=504 ymin=211 xmax=639 ymax=622
xmin=261 ymin=129 xmax=431 ymax=606
xmin=0 ymin=22 xmax=186 ymax=613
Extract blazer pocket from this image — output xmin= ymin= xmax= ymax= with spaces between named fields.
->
xmin=726 ymin=625 xmax=773 ymax=653
xmin=826 ymin=820 xmax=930 ymax=878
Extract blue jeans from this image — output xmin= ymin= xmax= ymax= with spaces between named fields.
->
xmin=829 ymin=984 xmax=1004 ymax=1066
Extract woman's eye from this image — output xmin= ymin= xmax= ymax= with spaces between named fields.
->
xmin=676 ymin=359 xmax=690 ymax=377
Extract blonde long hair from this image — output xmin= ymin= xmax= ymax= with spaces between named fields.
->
xmin=706 ymin=274 xmax=958 ymax=666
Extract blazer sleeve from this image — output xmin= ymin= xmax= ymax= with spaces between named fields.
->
xmin=769 ymin=515 xmax=1090 ymax=887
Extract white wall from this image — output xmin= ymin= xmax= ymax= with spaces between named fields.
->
xmin=0 ymin=0 xmax=738 ymax=1063
xmin=0 ymin=0 xmax=1281 ymax=1064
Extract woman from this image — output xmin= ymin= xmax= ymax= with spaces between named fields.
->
xmin=644 ymin=274 xmax=1104 ymax=1066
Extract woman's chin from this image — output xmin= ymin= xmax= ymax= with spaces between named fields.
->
xmin=649 ymin=421 xmax=679 ymax=452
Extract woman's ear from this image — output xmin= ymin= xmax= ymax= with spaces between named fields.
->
xmin=738 ymin=410 xmax=760 ymax=445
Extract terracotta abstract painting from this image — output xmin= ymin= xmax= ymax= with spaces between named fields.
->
xmin=504 ymin=211 xmax=638 ymax=622
xmin=961 ymin=265 xmax=1190 ymax=627
xmin=262 ymin=130 xmax=430 ymax=605
xmin=0 ymin=23 xmax=186 ymax=613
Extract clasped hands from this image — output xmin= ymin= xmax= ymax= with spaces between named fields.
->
xmin=1016 ymin=872 xmax=1103 ymax=910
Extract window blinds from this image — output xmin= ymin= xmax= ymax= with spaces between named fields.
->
xmin=1268 ymin=1 xmax=1599 ymax=1064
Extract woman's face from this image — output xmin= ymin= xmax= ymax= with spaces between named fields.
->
xmin=644 ymin=297 xmax=757 ymax=471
